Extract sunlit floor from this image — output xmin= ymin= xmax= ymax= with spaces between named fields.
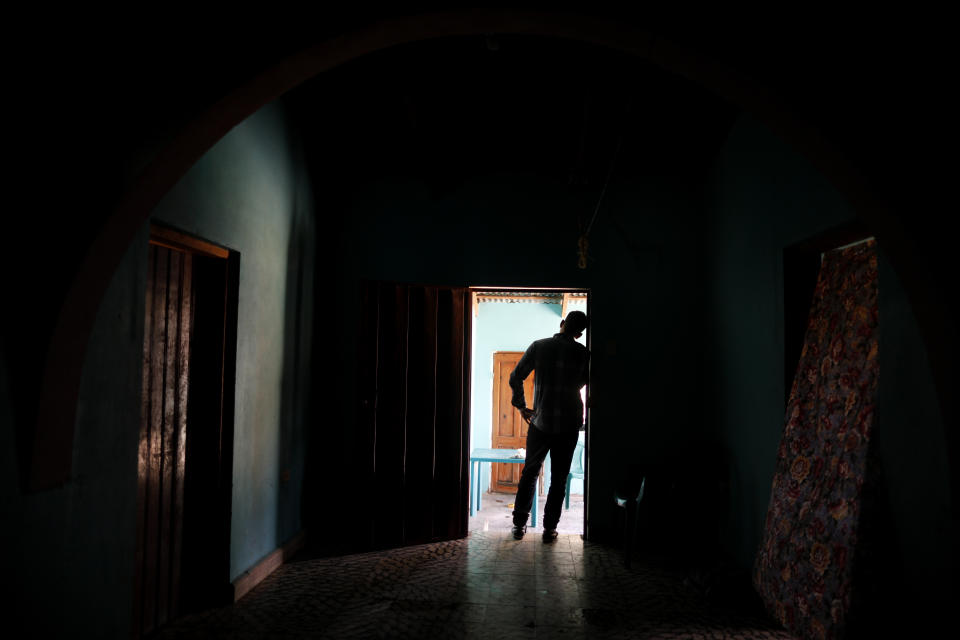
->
xmin=469 ymin=492 xmax=585 ymax=535
xmin=153 ymin=530 xmax=790 ymax=639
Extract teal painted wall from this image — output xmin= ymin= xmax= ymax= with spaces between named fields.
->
xmin=469 ymin=299 xmax=587 ymax=496
xmin=1 ymin=100 xmax=316 ymax=637
xmin=152 ymin=100 xmax=316 ymax=581
xmin=704 ymin=114 xmax=951 ymax=616
xmin=704 ymin=114 xmax=858 ymax=569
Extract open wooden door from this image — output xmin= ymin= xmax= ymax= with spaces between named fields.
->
xmin=134 ymin=242 xmax=192 ymax=636
xmin=356 ymin=281 xmax=471 ymax=550
xmin=133 ymin=226 xmax=237 ymax=637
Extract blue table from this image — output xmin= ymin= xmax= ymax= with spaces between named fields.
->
xmin=469 ymin=448 xmax=537 ymax=528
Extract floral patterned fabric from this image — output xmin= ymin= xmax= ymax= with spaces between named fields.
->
xmin=754 ymin=240 xmax=879 ymax=640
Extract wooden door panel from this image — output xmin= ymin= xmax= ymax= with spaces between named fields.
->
xmin=434 ymin=288 xmax=470 ymax=541
xmin=403 ymin=287 xmax=438 ymax=545
xmin=135 ymin=245 xmax=192 ymax=635
xmin=135 ymin=229 xmax=236 ymax=637
xmin=357 ymin=281 xmax=472 ymax=550
xmin=491 ymin=352 xmax=535 ymax=493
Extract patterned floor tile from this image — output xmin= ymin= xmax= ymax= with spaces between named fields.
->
xmin=535 ymin=626 xmax=587 ymax=640
xmin=484 ymin=603 xmax=538 ymax=627
xmin=535 ymin=604 xmax=586 ymax=628
xmin=151 ymin=534 xmax=791 ymax=640
xmin=535 ymin=562 xmax=578 ymax=578
xmin=495 ymin=559 xmax=538 ymax=576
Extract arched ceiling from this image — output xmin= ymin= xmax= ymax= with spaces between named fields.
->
xmin=286 ymin=35 xmax=738 ymax=194
xmin=12 ymin=7 xmax=954 ymax=492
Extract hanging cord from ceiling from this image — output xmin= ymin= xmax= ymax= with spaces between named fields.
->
xmin=578 ymin=97 xmax=632 ymax=269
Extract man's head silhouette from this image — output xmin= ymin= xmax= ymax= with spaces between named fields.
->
xmin=560 ymin=310 xmax=588 ymax=338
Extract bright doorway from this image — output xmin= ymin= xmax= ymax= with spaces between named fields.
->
xmin=467 ymin=288 xmax=589 ymax=536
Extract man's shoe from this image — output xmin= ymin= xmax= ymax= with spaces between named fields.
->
xmin=512 ymin=524 xmax=527 ymax=540
xmin=543 ymin=529 xmax=558 ymax=544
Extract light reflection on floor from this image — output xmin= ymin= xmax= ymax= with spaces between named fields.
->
xmin=469 ymin=492 xmax=585 ymax=535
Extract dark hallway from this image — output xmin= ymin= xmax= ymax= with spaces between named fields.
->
xmin=4 ymin=7 xmax=955 ymax=639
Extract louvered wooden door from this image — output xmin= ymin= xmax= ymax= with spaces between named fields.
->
xmin=134 ymin=228 xmax=237 ymax=637
xmin=357 ymin=281 xmax=472 ymax=550
xmin=134 ymin=243 xmax=193 ymax=635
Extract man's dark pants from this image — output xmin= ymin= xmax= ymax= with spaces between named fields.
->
xmin=512 ymin=425 xmax=580 ymax=530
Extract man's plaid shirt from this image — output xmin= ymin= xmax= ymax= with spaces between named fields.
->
xmin=509 ymin=332 xmax=589 ymax=433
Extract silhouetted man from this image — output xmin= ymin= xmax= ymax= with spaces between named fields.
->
xmin=509 ymin=309 xmax=589 ymax=543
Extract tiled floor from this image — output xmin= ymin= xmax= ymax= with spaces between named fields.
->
xmin=469 ymin=492 xmax=585 ymax=535
xmin=154 ymin=531 xmax=792 ymax=639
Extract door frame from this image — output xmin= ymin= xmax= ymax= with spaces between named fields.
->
xmin=468 ymin=286 xmax=591 ymax=537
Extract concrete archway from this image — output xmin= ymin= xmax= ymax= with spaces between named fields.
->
xmin=32 ymin=9 xmax=951 ymax=495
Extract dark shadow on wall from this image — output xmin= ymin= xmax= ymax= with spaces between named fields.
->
xmin=627 ymin=439 xmax=731 ymax=568
xmin=276 ymin=107 xmax=318 ymax=550
xmin=292 ymin=92 xmax=353 ymax=558
xmin=615 ymin=439 xmax=770 ymax=616
xmin=0 ymin=338 xmax=17 ymax=501
xmin=845 ymin=427 xmax=905 ymax=638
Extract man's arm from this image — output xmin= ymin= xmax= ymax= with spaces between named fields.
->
xmin=509 ymin=342 xmax=536 ymax=410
